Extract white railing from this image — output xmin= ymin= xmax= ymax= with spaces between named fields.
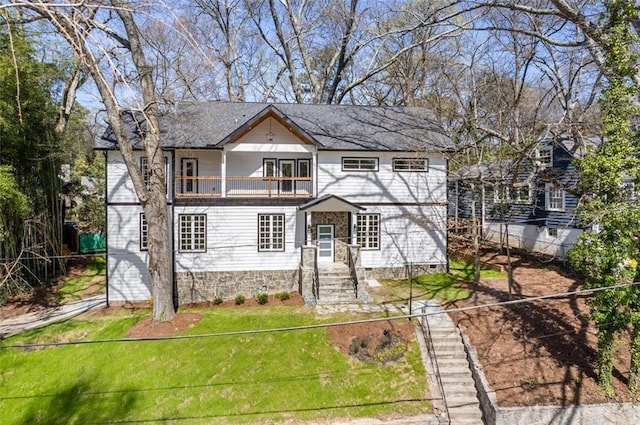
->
xmin=175 ymin=176 xmax=313 ymax=198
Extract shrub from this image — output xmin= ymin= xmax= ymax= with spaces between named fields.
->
xmin=213 ymin=296 xmax=223 ymax=305
xmin=255 ymin=293 xmax=268 ymax=305
xmin=274 ymin=292 xmax=290 ymax=301
xmin=234 ymin=295 xmax=246 ymax=305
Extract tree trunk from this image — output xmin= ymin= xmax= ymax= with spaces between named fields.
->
xmin=115 ymin=0 xmax=175 ymax=321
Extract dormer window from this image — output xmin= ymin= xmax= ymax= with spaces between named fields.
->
xmin=537 ymin=148 xmax=552 ymax=167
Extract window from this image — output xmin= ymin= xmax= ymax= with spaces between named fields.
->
xmin=546 ymin=184 xmax=565 ymax=211
xmin=342 ymin=157 xmax=379 ymax=171
xmin=140 ymin=156 xmax=168 ymax=192
xmin=494 ymin=184 xmax=531 ymax=204
xmin=356 ymin=214 xmax=380 ymax=250
xmin=537 ymin=148 xmax=552 ymax=166
xmin=263 ymin=158 xmax=276 ymax=177
xmin=179 ymin=214 xmax=206 ymax=252
xmin=547 ymin=227 xmax=558 ymax=238
xmin=140 ymin=213 xmax=148 ymax=251
xmin=258 ymin=214 xmax=285 ymax=251
xmin=297 ymin=159 xmax=310 ymax=178
xmin=393 ymin=157 xmax=428 ymax=171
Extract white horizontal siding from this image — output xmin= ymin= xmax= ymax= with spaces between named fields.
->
xmin=107 ymin=205 xmax=151 ymax=302
xmin=107 ymin=150 xmax=172 ymax=203
xmin=174 ymin=206 xmax=302 ymax=273
xmin=360 ymin=205 xmax=447 ymax=268
xmin=175 ymin=150 xmax=220 ymax=177
xmin=317 ymin=152 xmax=446 ymax=203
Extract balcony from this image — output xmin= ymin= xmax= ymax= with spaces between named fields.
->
xmin=175 ymin=176 xmax=313 ymax=198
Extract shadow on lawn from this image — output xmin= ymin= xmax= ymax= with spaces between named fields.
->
xmin=18 ymin=379 xmax=137 ymax=425
xmin=452 ymin=257 xmax=629 ymax=409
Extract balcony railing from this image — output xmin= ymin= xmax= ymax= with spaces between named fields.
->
xmin=175 ymin=176 xmax=313 ymax=198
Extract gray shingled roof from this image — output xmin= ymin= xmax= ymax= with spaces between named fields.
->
xmin=97 ymin=102 xmax=453 ymax=152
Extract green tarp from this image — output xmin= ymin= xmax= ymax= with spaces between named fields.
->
xmin=79 ymin=233 xmax=106 ymax=253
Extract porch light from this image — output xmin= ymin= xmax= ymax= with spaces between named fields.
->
xmin=266 ymin=118 xmax=275 ymax=142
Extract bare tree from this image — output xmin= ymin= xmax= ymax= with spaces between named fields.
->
xmin=8 ymin=0 xmax=175 ymax=321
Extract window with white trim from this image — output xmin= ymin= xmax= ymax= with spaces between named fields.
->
xmin=140 ymin=213 xmax=148 ymax=251
xmin=494 ymin=184 xmax=531 ymax=204
xmin=545 ymin=185 xmax=565 ymax=211
xmin=258 ymin=214 xmax=285 ymax=251
xmin=537 ymin=148 xmax=552 ymax=166
xmin=393 ymin=157 xmax=428 ymax=171
xmin=356 ymin=214 xmax=380 ymax=250
xmin=342 ymin=157 xmax=379 ymax=171
xmin=179 ymin=214 xmax=206 ymax=252
xmin=140 ymin=156 xmax=168 ymax=192
xmin=547 ymin=227 xmax=558 ymax=238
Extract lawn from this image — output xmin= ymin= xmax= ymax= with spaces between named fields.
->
xmin=0 ymin=306 xmax=430 ymax=424
xmin=372 ymin=259 xmax=507 ymax=305
xmin=56 ymin=256 xmax=106 ymax=303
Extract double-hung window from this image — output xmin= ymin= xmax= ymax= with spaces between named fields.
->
xmin=258 ymin=214 xmax=285 ymax=251
xmin=342 ymin=157 xmax=379 ymax=171
xmin=356 ymin=214 xmax=380 ymax=250
xmin=537 ymin=148 xmax=552 ymax=167
xmin=179 ymin=214 xmax=206 ymax=252
xmin=546 ymin=184 xmax=565 ymax=211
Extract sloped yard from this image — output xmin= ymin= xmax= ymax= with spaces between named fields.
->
xmin=0 ymin=302 xmax=431 ymax=424
xmin=447 ymin=246 xmax=637 ymax=406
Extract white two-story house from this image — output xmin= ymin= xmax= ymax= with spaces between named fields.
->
xmin=98 ymin=102 xmax=452 ymax=305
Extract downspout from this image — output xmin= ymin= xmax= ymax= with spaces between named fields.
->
xmin=104 ymin=150 xmax=109 ymax=307
xmin=171 ymin=150 xmax=178 ymax=311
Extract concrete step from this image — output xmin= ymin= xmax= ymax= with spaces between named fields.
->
xmin=435 ymin=357 xmax=471 ymax=368
xmin=449 ymin=406 xmax=483 ymax=425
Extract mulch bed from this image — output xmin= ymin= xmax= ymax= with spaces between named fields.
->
xmin=448 ymin=245 xmax=637 ymax=406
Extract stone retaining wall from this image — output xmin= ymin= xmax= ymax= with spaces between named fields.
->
xmin=460 ymin=325 xmax=640 ymax=425
xmin=176 ymin=269 xmax=298 ymax=304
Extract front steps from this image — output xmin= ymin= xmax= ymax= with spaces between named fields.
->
xmin=316 ymin=262 xmax=358 ymax=304
xmin=423 ymin=300 xmax=484 ymax=424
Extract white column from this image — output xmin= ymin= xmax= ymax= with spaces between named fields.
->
xmin=312 ymin=150 xmax=318 ymax=197
xmin=306 ymin=211 xmax=312 ymax=245
xmin=221 ymin=150 xmax=227 ymax=198
xmin=351 ymin=212 xmax=357 ymax=245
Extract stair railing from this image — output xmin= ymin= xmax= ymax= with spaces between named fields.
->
xmin=420 ymin=308 xmax=451 ymax=424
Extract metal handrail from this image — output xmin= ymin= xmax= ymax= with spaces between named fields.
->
xmin=420 ymin=309 xmax=451 ymax=424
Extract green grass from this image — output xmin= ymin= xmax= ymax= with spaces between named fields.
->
xmin=0 ymin=307 xmax=430 ymax=424
xmin=57 ymin=256 xmax=106 ymax=303
xmin=374 ymin=259 xmax=507 ymax=305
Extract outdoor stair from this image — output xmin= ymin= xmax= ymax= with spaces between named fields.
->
xmin=422 ymin=300 xmax=485 ymax=425
xmin=316 ymin=262 xmax=358 ymax=304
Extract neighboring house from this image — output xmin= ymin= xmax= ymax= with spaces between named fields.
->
xmin=449 ymin=135 xmax=601 ymax=259
xmin=98 ymin=102 xmax=453 ymax=305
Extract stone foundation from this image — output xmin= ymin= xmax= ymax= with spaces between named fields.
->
xmin=176 ymin=269 xmax=298 ymax=304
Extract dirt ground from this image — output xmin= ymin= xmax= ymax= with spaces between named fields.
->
xmin=449 ymin=242 xmax=636 ymax=406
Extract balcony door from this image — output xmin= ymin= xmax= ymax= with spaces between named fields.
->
xmin=279 ymin=159 xmax=294 ymax=194
xmin=181 ymin=158 xmax=198 ymax=194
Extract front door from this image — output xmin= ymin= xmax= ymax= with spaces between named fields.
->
xmin=317 ymin=224 xmax=334 ymax=263
xmin=279 ymin=160 xmax=294 ymax=194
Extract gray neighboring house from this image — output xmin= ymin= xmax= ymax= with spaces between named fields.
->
xmin=449 ymin=135 xmax=607 ymax=259
xmin=98 ymin=102 xmax=453 ymax=305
